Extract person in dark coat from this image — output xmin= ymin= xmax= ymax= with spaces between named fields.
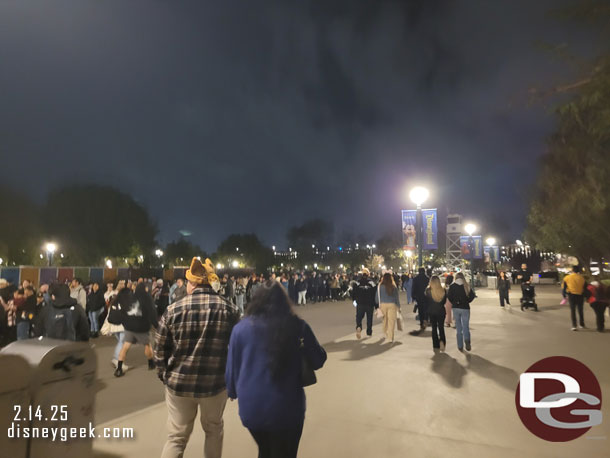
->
xmin=86 ymin=282 xmax=106 ymax=338
xmin=34 ymin=284 xmax=89 ymax=342
xmin=226 ymin=280 xmax=326 ymax=458
xmin=114 ymin=283 xmax=158 ymax=377
xmin=411 ymin=267 xmax=430 ymax=330
xmin=425 ymin=276 xmax=447 ymax=352
xmin=351 ymin=268 xmax=378 ymax=338
xmin=496 ymin=271 xmax=511 ymax=308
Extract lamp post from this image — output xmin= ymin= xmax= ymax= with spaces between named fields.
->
xmin=45 ymin=242 xmax=57 ymax=267
xmin=486 ymin=237 xmax=496 ymax=272
xmin=464 ymin=223 xmax=476 ymax=293
xmin=409 ymin=186 xmax=429 ymax=268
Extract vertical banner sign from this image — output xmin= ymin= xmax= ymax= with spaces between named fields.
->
xmin=484 ymin=246 xmax=500 ymax=263
xmin=422 ymin=209 xmax=438 ymax=250
xmin=401 ymin=210 xmax=417 ymax=251
xmin=460 ymin=236 xmax=483 ymax=259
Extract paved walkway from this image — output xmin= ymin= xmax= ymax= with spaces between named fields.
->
xmin=92 ymin=286 xmax=610 ymax=457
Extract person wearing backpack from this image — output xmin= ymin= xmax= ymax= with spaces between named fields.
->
xmin=447 ymin=272 xmax=476 ymax=351
xmin=588 ymin=278 xmax=609 ymax=332
xmin=35 ymin=284 xmax=89 ymax=341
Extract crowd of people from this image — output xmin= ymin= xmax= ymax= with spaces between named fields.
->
xmin=1 ymin=257 xmax=609 ymax=458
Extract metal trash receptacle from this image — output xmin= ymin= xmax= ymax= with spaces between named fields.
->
xmin=0 ymin=354 xmax=31 ymax=458
xmin=1 ymin=338 xmax=97 ymax=458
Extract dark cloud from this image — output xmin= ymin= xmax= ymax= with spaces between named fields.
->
xmin=0 ymin=0 xmax=588 ymax=250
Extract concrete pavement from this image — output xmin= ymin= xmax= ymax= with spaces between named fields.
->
xmin=92 ymin=285 xmax=610 ymax=457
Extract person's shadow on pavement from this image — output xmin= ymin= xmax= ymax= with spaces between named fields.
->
xmin=324 ymin=338 xmax=403 ymax=361
xmin=464 ymin=353 xmax=520 ymax=392
xmin=430 ymin=352 xmax=467 ymax=388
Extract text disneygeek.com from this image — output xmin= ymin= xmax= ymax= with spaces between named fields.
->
xmin=8 ymin=423 xmax=134 ymax=441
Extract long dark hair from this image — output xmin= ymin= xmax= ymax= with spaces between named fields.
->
xmin=381 ymin=273 xmax=395 ymax=295
xmin=245 ymin=280 xmax=300 ymax=380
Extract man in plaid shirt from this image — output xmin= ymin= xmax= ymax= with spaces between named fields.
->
xmin=155 ymin=257 xmax=240 ymax=458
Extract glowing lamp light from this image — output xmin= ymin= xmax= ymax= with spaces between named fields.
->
xmin=0 ymin=258 xmax=3 ymax=265
xmin=464 ymin=223 xmax=476 ymax=236
xmin=486 ymin=237 xmax=496 ymax=246
xmin=516 ymin=240 xmax=523 ymax=246
xmin=45 ymin=243 xmax=57 ymax=254
xmin=409 ymin=186 xmax=429 ymax=206
xmin=39 ymin=254 xmax=44 ymax=259
xmin=216 ymin=263 xmax=222 ymax=269
xmin=313 ymin=263 xmax=318 ymax=268
xmin=232 ymin=260 xmax=239 ymax=268
xmin=155 ymin=249 xmax=163 ymax=257
xmin=405 ymin=250 xmax=413 ymax=257
xmin=106 ymin=259 xmax=112 ymax=269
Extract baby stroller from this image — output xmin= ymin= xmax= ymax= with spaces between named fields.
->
xmin=520 ymin=283 xmax=537 ymax=311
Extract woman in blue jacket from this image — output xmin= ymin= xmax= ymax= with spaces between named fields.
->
xmin=225 ymin=280 xmax=327 ymax=458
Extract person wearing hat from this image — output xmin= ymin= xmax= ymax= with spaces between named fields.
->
xmin=351 ymin=267 xmax=378 ymax=339
xmin=155 ymin=257 xmax=240 ymax=458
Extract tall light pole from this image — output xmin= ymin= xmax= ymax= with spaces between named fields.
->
xmin=465 ymin=223 xmax=476 ymax=293
xmin=409 ymin=186 xmax=429 ymax=268
xmin=486 ymin=237 xmax=496 ymax=272
xmin=45 ymin=242 xmax=57 ymax=267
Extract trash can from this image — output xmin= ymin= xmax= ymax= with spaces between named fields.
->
xmin=0 ymin=354 xmax=31 ymax=458
xmin=1 ymin=338 xmax=97 ymax=458
xmin=487 ymin=276 xmax=497 ymax=290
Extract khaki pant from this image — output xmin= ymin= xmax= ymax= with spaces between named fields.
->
xmin=161 ymin=388 xmax=228 ymax=458
xmin=380 ymin=303 xmax=398 ymax=341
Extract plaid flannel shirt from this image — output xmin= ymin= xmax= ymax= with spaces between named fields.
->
xmin=154 ymin=285 xmax=240 ymax=398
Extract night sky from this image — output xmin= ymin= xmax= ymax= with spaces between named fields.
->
xmin=0 ymin=1 xmax=590 ymax=251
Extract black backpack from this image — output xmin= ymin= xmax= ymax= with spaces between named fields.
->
xmin=48 ymin=305 xmax=76 ymax=341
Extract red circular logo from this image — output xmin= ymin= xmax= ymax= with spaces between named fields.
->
xmin=515 ymin=356 xmax=602 ymax=441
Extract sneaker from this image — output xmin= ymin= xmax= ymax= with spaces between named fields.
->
xmin=440 ymin=342 xmax=446 ymax=352
xmin=465 ymin=341 xmax=471 ymax=351
xmin=114 ymin=367 xmax=124 ymax=377
xmin=578 ymin=325 xmax=586 ymax=329
xmin=111 ymin=359 xmax=118 ymax=368
xmin=571 ymin=327 xmax=577 ymax=331
xmin=356 ymin=327 xmax=362 ymax=339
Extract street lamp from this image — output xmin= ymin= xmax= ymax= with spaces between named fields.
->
xmin=45 ymin=242 xmax=57 ymax=266
xmin=409 ymin=186 xmax=429 ymax=268
xmin=464 ymin=223 xmax=476 ymax=292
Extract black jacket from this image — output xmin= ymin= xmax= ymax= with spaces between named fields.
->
xmin=425 ymin=289 xmax=447 ymax=316
xmin=35 ymin=285 xmax=89 ymax=341
xmin=86 ymin=289 xmax=106 ymax=312
xmin=411 ymin=273 xmax=430 ymax=303
xmin=497 ymin=278 xmax=511 ymax=292
xmin=447 ymin=282 xmax=476 ymax=310
xmin=118 ymin=286 xmax=158 ymax=333
xmin=352 ymin=276 xmax=377 ymax=308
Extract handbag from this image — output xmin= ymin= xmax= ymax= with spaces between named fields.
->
xmin=396 ymin=309 xmax=403 ymax=331
xmin=100 ymin=316 xmax=111 ymax=336
xmin=300 ymin=322 xmax=317 ymax=387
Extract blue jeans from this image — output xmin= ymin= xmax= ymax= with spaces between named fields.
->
xmin=453 ymin=308 xmax=471 ymax=349
xmin=16 ymin=321 xmax=30 ymax=340
xmin=113 ymin=332 xmax=125 ymax=360
xmin=88 ymin=309 xmax=102 ymax=332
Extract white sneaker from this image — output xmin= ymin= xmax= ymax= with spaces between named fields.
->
xmin=571 ymin=327 xmax=577 ymax=331
xmin=356 ymin=327 xmax=362 ymax=339
xmin=578 ymin=325 xmax=586 ymax=329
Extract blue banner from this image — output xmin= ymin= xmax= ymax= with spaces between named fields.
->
xmin=422 ymin=209 xmax=438 ymax=250
xmin=401 ymin=210 xmax=417 ymax=251
xmin=460 ymin=236 xmax=483 ymax=259
xmin=484 ymin=246 xmax=500 ymax=263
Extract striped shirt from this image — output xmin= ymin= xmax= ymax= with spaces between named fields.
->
xmin=154 ymin=286 xmax=240 ymax=398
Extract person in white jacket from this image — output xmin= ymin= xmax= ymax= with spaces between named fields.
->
xmin=70 ymin=278 xmax=87 ymax=310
